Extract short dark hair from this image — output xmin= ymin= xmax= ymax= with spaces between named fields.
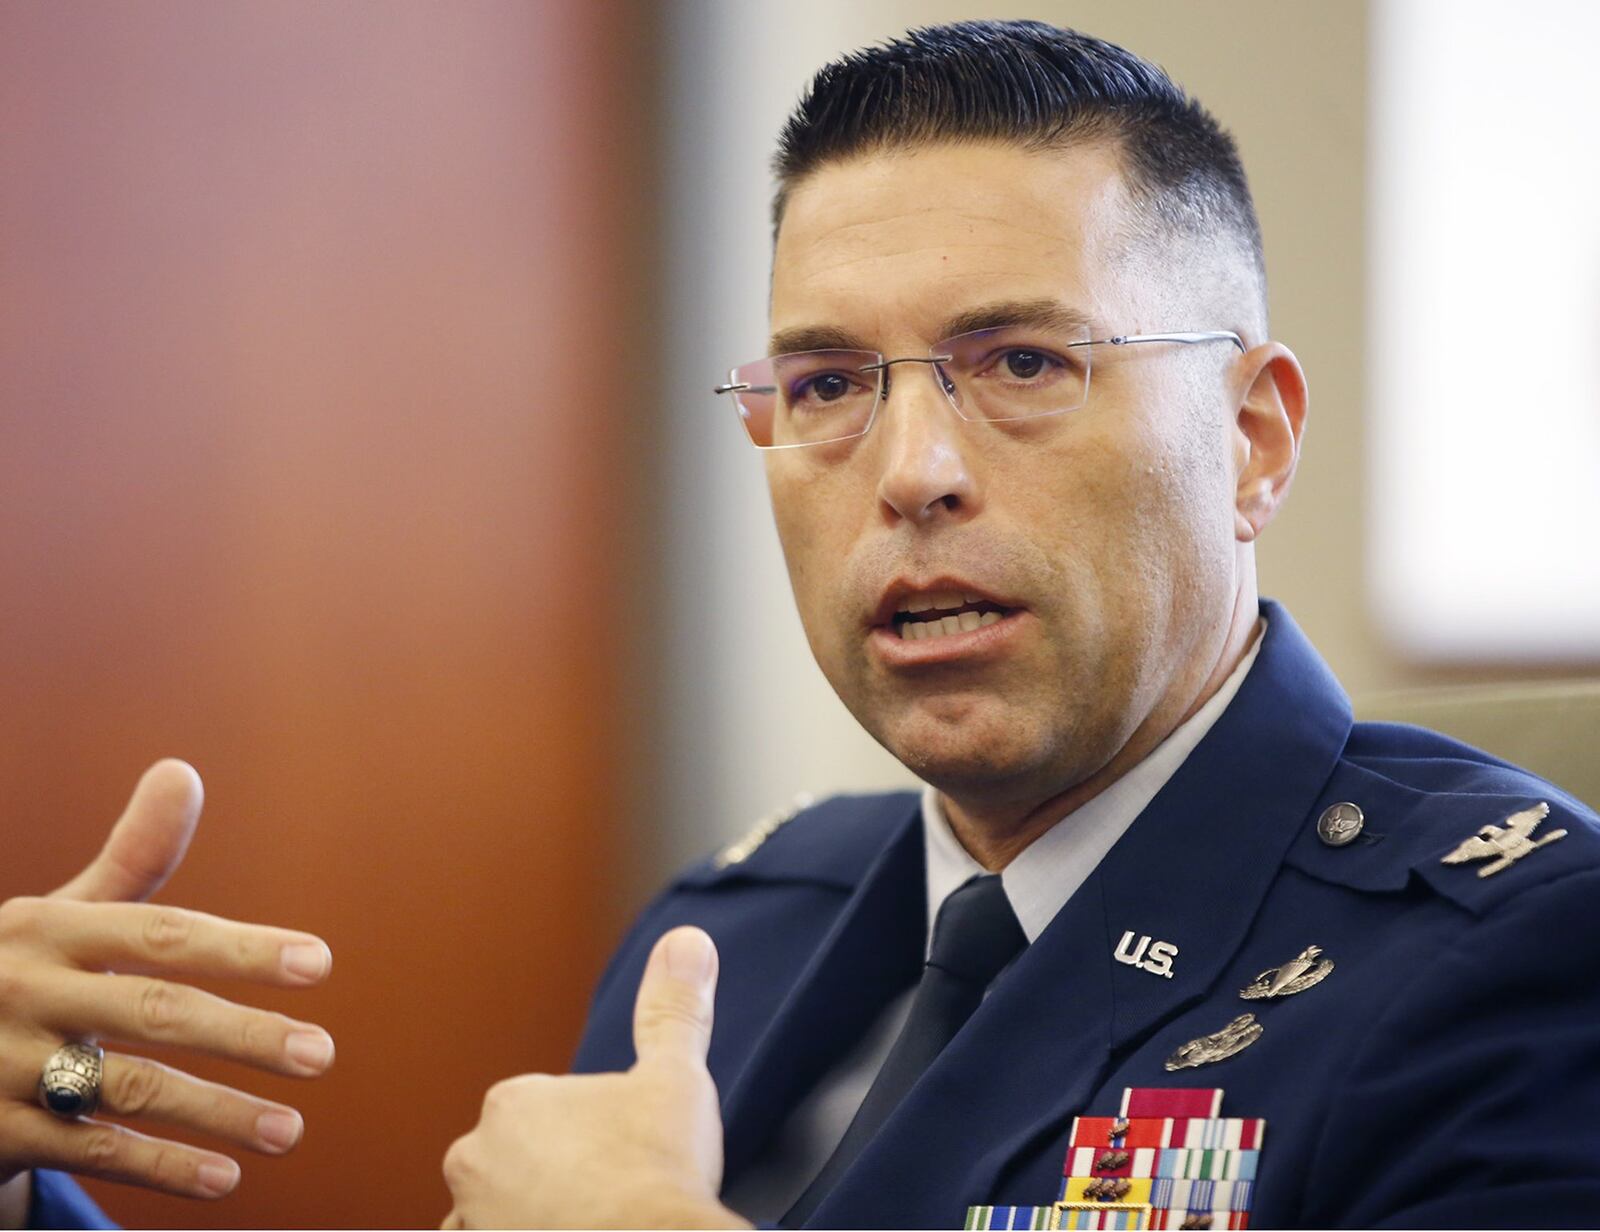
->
xmin=772 ymin=20 xmax=1263 ymax=293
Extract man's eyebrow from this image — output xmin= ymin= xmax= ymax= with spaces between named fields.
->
xmin=766 ymin=324 xmax=874 ymax=357
xmin=932 ymin=299 xmax=1094 ymax=341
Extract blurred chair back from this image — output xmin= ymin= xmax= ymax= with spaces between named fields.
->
xmin=1356 ymin=681 xmax=1600 ymax=811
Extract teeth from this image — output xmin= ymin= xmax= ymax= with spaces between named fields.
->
xmin=898 ymin=609 xmax=1007 ymax=640
xmin=897 ymin=588 xmax=981 ymax=615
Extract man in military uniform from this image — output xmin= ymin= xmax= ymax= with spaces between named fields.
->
xmin=14 ymin=19 xmax=1600 ymax=1231
xmin=436 ymin=20 xmax=1600 ymax=1230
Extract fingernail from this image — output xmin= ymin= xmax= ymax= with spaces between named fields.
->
xmin=196 ymin=1158 xmax=240 ymax=1197
xmin=664 ymin=928 xmax=714 ymax=984
xmin=281 ymin=942 xmax=331 ymax=982
xmin=255 ymin=1109 xmax=303 ymax=1152
xmin=285 ymin=1030 xmax=334 ymax=1073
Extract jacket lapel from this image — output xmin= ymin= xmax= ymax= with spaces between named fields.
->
xmin=1096 ymin=601 xmax=1352 ymax=1055
xmin=804 ymin=601 xmax=1355 ymax=1227
xmin=720 ymin=800 xmax=926 ymax=1183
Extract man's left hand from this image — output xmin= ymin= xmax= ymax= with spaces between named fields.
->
xmin=441 ymin=926 xmax=749 ymax=1230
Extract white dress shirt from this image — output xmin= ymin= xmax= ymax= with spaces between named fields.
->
xmin=724 ymin=624 xmax=1265 ymax=1221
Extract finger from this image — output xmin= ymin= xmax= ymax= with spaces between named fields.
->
xmin=5 ymin=1041 xmax=304 ymax=1155
xmin=40 ymin=969 xmax=335 ymax=1077
xmin=12 ymin=898 xmax=331 ymax=986
xmin=97 ymin=1054 xmax=305 ymax=1155
xmin=631 ymin=926 xmax=718 ymax=1067
xmin=0 ymin=1104 xmax=241 ymax=1199
xmin=52 ymin=760 xmax=203 ymax=904
xmin=441 ymin=1211 xmax=465 ymax=1230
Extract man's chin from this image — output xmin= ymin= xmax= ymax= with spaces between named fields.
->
xmin=873 ymin=712 xmax=1050 ymax=794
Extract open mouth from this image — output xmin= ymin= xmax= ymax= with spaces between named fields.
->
xmin=892 ymin=590 xmax=1013 ymax=641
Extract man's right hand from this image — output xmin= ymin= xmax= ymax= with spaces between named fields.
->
xmin=0 ymin=759 xmax=334 ymax=1207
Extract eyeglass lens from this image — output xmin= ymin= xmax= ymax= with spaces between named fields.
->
xmin=724 ymin=322 xmax=1094 ymax=449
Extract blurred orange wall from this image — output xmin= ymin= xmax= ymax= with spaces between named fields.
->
xmin=0 ymin=2 xmax=652 ymax=1225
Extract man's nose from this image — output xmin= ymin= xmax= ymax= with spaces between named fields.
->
xmin=873 ymin=362 xmax=980 ymax=526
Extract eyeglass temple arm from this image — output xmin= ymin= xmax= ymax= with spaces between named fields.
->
xmin=713 ymin=381 xmax=778 ymax=395
xmin=1086 ymin=331 xmax=1247 ymax=352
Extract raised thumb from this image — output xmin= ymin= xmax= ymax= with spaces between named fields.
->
xmin=631 ymin=926 xmax=718 ymax=1067
xmin=51 ymin=759 xmax=203 ymax=903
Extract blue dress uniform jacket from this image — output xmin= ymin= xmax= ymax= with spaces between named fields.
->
xmin=25 ymin=1171 xmax=112 ymax=1229
xmin=574 ymin=602 xmax=1600 ymax=1229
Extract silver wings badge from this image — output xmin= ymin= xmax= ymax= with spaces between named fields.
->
xmin=1441 ymin=801 xmax=1566 ymax=878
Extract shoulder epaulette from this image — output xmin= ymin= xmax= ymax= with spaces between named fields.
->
xmin=713 ymin=792 xmax=817 ymax=869
xmin=1287 ymin=756 xmax=1600 ymax=917
xmin=1414 ymin=795 xmax=1599 ymax=914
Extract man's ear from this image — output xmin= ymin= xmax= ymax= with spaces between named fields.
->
xmin=1232 ymin=343 xmax=1308 ymax=542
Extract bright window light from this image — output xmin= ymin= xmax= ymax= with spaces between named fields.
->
xmin=1369 ymin=0 xmax=1600 ymax=661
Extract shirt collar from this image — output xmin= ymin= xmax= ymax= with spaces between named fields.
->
xmin=921 ymin=619 xmax=1267 ymax=944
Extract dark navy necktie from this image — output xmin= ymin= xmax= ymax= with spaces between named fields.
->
xmin=783 ymin=873 xmax=1027 ymax=1226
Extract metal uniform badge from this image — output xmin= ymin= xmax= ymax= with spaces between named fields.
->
xmin=1081 ymin=1178 xmax=1133 ymax=1202
xmin=1114 ymin=930 xmax=1179 ymax=979
xmin=1238 ymin=945 xmax=1334 ymax=1001
xmin=1164 ymin=1014 xmax=1264 ymax=1072
xmin=1441 ymin=801 xmax=1566 ymax=878
xmin=1316 ymin=801 xmax=1364 ymax=847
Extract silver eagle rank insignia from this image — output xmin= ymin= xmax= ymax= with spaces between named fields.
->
xmin=1441 ymin=801 xmax=1566 ymax=878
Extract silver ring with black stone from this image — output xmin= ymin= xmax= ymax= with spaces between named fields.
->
xmin=37 ymin=1041 xmax=104 ymax=1119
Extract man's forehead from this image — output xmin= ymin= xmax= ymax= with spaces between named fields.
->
xmin=769 ymin=140 xmax=1141 ymax=344
xmin=775 ymin=141 xmax=1131 ymax=256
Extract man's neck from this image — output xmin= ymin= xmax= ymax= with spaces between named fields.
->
xmin=941 ymin=592 xmax=1263 ymax=871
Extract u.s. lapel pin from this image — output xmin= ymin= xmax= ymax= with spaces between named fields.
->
xmin=1164 ymin=1013 xmax=1263 ymax=1071
xmin=1441 ymin=801 xmax=1566 ymax=878
xmin=1113 ymin=929 xmax=1179 ymax=979
xmin=1239 ymin=944 xmax=1334 ymax=1000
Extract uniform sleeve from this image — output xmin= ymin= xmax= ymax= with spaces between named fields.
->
xmin=27 ymin=1171 xmax=115 ymax=1230
xmin=1302 ymin=867 xmax=1600 ymax=1228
